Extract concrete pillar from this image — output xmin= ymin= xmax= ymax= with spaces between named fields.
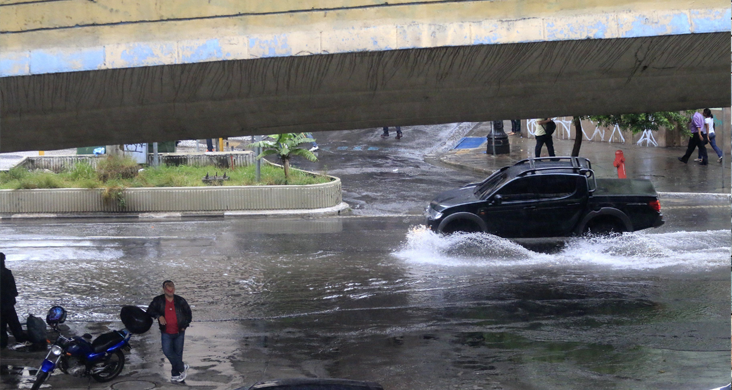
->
xmin=722 ymin=107 xmax=731 ymax=154
xmin=105 ymin=145 xmax=123 ymax=157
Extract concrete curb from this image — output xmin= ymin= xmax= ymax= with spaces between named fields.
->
xmin=0 ymin=202 xmax=351 ymax=220
xmin=437 ymin=154 xmax=493 ymax=174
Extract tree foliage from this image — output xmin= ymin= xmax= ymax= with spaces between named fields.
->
xmin=589 ymin=111 xmax=693 ymax=135
xmin=567 ymin=111 xmax=694 ymax=156
xmin=249 ymin=133 xmax=318 ymax=183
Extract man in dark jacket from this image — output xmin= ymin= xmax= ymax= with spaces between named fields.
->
xmin=147 ymin=280 xmax=192 ymax=383
xmin=1 ymin=252 xmax=28 ymax=349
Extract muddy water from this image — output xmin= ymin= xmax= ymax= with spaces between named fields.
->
xmin=0 ymin=217 xmax=728 ymax=389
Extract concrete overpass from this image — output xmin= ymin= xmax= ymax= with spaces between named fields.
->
xmin=0 ymin=0 xmax=729 ymax=152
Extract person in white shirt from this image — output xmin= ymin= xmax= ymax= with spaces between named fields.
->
xmin=703 ymin=108 xmax=723 ymax=163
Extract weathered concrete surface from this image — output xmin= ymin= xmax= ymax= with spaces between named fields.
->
xmin=1 ymin=0 xmax=728 ymax=73
xmin=0 ymin=0 xmax=729 ymax=152
xmin=2 ymin=32 xmax=728 ymax=152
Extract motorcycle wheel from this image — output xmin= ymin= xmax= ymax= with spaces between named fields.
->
xmin=30 ymin=371 xmax=49 ymax=390
xmin=91 ymin=350 xmax=125 ymax=383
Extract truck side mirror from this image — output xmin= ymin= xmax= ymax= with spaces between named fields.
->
xmin=491 ymin=194 xmax=503 ymax=205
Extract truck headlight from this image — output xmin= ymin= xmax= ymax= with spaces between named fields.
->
xmin=428 ymin=207 xmax=442 ymax=220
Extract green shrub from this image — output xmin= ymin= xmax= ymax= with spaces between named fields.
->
xmin=0 ymin=160 xmax=330 ymax=190
xmin=102 ymin=186 xmax=126 ymax=208
xmin=3 ymin=167 xmax=28 ymax=182
xmin=67 ymin=161 xmax=96 ymax=180
xmin=15 ymin=173 xmax=63 ymax=189
xmin=77 ymin=178 xmax=100 ymax=189
xmin=97 ymin=155 xmax=139 ymax=182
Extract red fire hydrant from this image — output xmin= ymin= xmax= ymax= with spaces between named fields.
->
xmin=613 ymin=150 xmax=626 ymax=179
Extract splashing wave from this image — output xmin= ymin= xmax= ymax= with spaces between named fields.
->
xmin=396 ymin=226 xmax=729 ymax=270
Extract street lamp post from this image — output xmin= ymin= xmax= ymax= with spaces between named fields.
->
xmin=486 ymin=120 xmax=510 ymax=155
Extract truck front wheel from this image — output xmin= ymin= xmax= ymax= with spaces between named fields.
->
xmin=440 ymin=219 xmax=483 ymax=234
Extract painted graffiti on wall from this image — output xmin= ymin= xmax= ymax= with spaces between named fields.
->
xmin=124 ymin=143 xmax=148 ymax=164
xmin=636 ymin=129 xmax=658 ymax=147
xmin=527 ymin=117 xmax=641 ymax=146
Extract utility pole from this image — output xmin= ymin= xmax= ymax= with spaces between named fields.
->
xmin=153 ymin=142 xmax=159 ymax=167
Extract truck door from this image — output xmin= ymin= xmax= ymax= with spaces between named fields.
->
xmin=527 ymin=175 xmax=586 ymax=237
xmin=481 ymin=176 xmax=540 ymax=238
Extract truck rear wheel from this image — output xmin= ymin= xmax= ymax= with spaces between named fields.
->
xmin=584 ymin=218 xmax=623 ymax=235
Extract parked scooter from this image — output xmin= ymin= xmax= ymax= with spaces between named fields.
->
xmin=30 ymin=305 xmax=151 ymax=390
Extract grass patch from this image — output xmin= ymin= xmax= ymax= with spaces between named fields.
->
xmin=0 ymin=161 xmax=330 ymax=190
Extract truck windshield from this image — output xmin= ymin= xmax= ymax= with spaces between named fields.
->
xmin=474 ymin=172 xmax=509 ymax=199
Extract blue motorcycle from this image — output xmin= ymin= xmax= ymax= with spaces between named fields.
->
xmin=31 ymin=306 xmax=133 ymax=390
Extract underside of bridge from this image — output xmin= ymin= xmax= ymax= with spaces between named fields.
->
xmin=1 ymin=32 xmax=728 ymax=152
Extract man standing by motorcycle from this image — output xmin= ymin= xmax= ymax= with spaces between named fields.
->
xmin=147 ymin=280 xmax=192 ymax=383
xmin=1 ymin=252 xmax=28 ymax=349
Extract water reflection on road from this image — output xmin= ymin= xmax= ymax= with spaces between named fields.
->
xmin=0 ymin=217 xmax=728 ymax=389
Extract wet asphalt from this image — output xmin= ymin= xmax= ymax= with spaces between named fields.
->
xmin=0 ymin=124 xmax=730 ymax=390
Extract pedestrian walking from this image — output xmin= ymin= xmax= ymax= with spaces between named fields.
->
xmin=205 ymin=139 xmax=214 ymax=152
xmin=1 ymin=252 xmax=28 ymax=349
xmin=678 ymin=111 xmax=708 ymax=165
xmin=147 ymin=280 xmax=192 ymax=383
xmin=509 ymin=119 xmax=521 ymax=135
xmin=381 ymin=126 xmax=402 ymax=139
xmin=534 ymin=118 xmax=556 ymax=158
xmin=703 ymin=108 xmax=723 ymax=163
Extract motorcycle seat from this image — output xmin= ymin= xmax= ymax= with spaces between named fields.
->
xmin=92 ymin=331 xmax=124 ymax=353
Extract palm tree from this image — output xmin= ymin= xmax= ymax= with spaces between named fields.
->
xmin=249 ymin=133 xmax=318 ymax=183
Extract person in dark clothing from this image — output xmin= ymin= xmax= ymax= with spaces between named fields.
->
xmin=147 ymin=280 xmax=192 ymax=383
xmin=1 ymin=252 xmax=27 ymax=349
xmin=509 ymin=119 xmax=521 ymax=135
xmin=534 ymin=118 xmax=556 ymax=158
xmin=678 ymin=111 xmax=708 ymax=165
xmin=205 ymin=139 xmax=214 ymax=152
xmin=381 ymin=126 xmax=402 ymax=139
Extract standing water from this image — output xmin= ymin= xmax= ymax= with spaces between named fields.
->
xmin=0 ymin=217 xmax=728 ymax=389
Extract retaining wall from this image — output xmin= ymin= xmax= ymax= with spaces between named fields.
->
xmin=0 ymin=176 xmax=341 ymax=214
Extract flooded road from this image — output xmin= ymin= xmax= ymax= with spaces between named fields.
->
xmin=0 ymin=216 xmax=728 ymax=389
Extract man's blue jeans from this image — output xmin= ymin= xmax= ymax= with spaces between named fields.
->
xmin=161 ymin=332 xmax=185 ymax=376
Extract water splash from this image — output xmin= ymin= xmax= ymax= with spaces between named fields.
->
xmin=395 ymin=226 xmax=554 ymax=267
xmin=396 ymin=226 xmax=729 ymax=271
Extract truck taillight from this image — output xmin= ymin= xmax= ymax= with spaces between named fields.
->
xmin=648 ymin=200 xmax=661 ymax=212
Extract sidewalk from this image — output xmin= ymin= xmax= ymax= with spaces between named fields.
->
xmin=439 ymin=122 xmax=731 ymax=196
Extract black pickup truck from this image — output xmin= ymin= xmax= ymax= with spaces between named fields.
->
xmin=425 ymin=157 xmax=664 ymax=237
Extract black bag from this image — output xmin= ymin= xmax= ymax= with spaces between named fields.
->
xmin=701 ymin=132 xmax=709 ymax=145
xmin=543 ymin=121 xmax=557 ymax=136
xmin=26 ymin=314 xmax=47 ymax=344
xmin=120 ymin=306 xmax=153 ymax=334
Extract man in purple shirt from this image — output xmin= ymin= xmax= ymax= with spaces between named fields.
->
xmin=678 ymin=111 xmax=708 ymax=165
